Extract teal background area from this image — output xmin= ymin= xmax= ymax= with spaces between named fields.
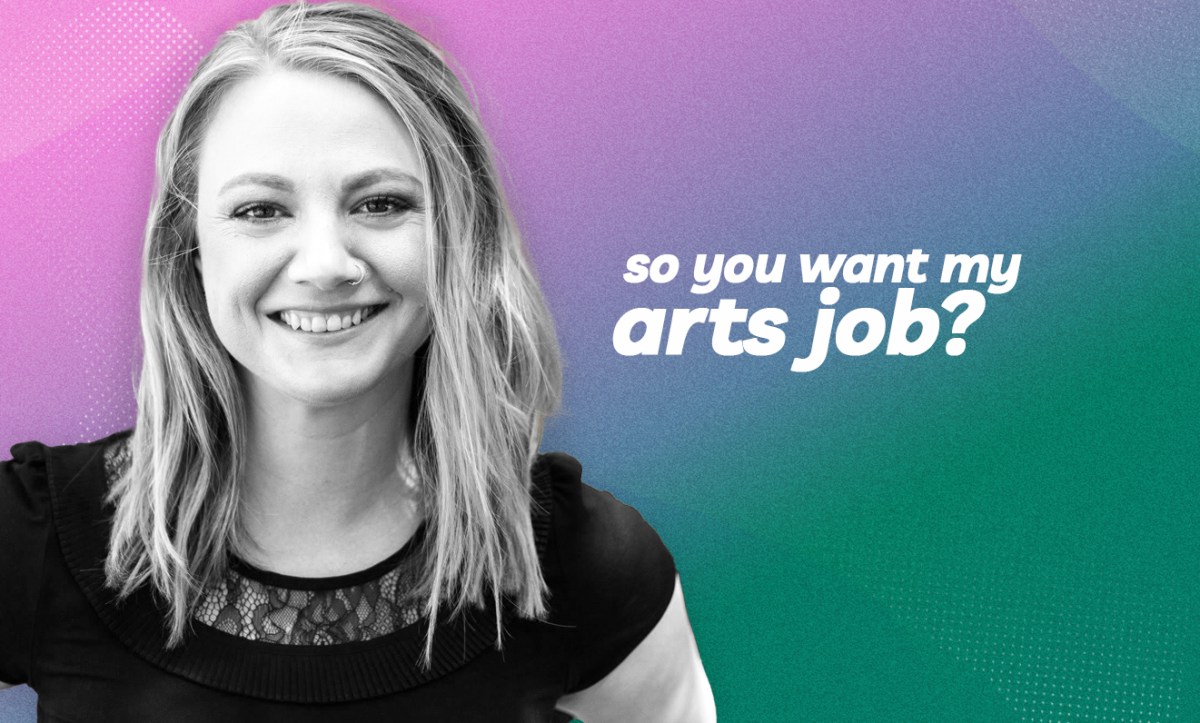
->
xmin=1 ymin=0 xmax=1198 ymax=720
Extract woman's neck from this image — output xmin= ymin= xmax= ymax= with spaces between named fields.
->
xmin=236 ymin=363 xmax=424 ymax=577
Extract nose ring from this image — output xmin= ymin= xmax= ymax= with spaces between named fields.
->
xmin=349 ymin=261 xmax=366 ymax=286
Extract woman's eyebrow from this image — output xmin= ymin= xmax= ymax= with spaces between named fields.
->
xmin=343 ymin=169 xmax=422 ymax=194
xmin=218 ymin=173 xmax=293 ymax=195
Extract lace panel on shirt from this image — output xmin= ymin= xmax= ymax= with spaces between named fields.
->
xmin=103 ymin=436 xmax=424 ymax=645
xmin=194 ymin=564 xmax=423 ymax=645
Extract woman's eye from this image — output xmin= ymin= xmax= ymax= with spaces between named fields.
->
xmin=356 ymin=195 xmax=412 ymax=215
xmin=231 ymin=203 xmax=284 ymax=221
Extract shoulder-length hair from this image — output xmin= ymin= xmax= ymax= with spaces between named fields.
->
xmin=104 ymin=1 xmax=562 ymax=661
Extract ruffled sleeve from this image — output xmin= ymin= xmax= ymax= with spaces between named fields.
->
xmin=0 ymin=442 xmax=52 ymax=685
xmin=536 ymin=453 xmax=677 ymax=694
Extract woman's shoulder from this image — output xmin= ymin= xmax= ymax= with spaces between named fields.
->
xmin=0 ymin=429 xmax=131 ymax=565
xmin=4 ymin=429 xmax=131 ymax=487
xmin=2 ymin=430 xmax=120 ymax=512
xmin=532 ymin=452 xmax=675 ymax=581
xmin=1 ymin=440 xmax=51 ymax=515
xmin=0 ymin=430 xmax=128 ymax=685
xmin=2 ymin=430 xmax=130 ymax=527
xmin=530 ymin=452 xmax=678 ymax=692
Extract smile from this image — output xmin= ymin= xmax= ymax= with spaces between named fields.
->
xmin=272 ymin=304 xmax=388 ymax=333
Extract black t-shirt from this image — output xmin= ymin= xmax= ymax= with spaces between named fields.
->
xmin=0 ymin=431 xmax=676 ymax=722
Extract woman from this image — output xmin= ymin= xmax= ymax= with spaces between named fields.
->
xmin=0 ymin=3 xmax=714 ymax=720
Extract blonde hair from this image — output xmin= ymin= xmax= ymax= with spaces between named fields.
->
xmin=105 ymin=1 xmax=562 ymax=661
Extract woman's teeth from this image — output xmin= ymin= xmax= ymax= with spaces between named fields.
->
xmin=279 ymin=306 xmax=376 ymax=333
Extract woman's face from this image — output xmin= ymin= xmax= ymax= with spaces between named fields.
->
xmin=194 ymin=69 xmax=431 ymax=407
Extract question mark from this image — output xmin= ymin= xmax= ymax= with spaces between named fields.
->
xmin=941 ymin=290 xmax=986 ymax=356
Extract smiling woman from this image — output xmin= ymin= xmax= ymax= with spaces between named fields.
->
xmin=195 ymin=70 xmax=433 ymax=411
xmin=0 ymin=3 xmax=714 ymax=721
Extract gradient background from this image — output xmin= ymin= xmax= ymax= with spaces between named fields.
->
xmin=1 ymin=0 xmax=1198 ymax=720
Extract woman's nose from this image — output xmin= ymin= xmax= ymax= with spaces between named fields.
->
xmin=286 ymin=214 xmax=361 ymax=290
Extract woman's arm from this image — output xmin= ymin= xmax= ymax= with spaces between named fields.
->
xmin=556 ymin=575 xmax=716 ymax=722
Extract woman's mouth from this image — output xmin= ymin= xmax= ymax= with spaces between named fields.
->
xmin=271 ymin=304 xmax=388 ymax=333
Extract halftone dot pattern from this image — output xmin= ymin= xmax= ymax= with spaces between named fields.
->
xmin=8 ymin=3 xmax=205 ymax=444
xmin=0 ymin=1 xmax=203 ymax=164
xmin=834 ymin=550 xmax=1185 ymax=721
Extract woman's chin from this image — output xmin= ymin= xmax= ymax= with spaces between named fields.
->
xmin=242 ymin=366 xmax=398 ymax=410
